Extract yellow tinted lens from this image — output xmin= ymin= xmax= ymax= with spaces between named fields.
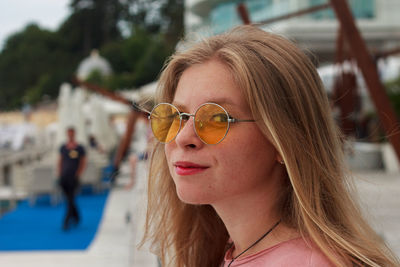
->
xmin=195 ymin=104 xmax=229 ymax=144
xmin=150 ymin=104 xmax=180 ymax=143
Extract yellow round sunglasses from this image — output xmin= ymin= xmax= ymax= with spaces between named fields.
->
xmin=136 ymin=102 xmax=255 ymax=145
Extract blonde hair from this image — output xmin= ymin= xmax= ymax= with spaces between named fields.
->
xmin=142 ymin=25 xmax=399 ymax=267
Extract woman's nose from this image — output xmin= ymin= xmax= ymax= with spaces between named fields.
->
xmin=174 ymin=116 xmax=204 ymax=149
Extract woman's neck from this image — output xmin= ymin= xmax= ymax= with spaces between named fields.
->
xmin=211 ymin=168 xmax=297 ymax=258
xmin=214 ymin=190 xmax=280 ymax=255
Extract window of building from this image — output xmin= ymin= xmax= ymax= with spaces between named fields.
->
xmin=209 ymin=0 xmax=288 ymax=34
xmin=310 ymin=0 xmax=375 ymax=20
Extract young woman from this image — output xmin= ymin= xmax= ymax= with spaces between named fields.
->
xmin=140 ymin=25 xmax=399 ymax=266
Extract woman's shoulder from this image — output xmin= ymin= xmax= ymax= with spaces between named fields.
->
xmin=223 ymin=237 xmax=335 ymax=267
xmin=266 ymin=237 xmax=335 ymax=266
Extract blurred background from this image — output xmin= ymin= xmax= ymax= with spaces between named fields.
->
xmin=0 ymin=0 xmax=399 ymax=266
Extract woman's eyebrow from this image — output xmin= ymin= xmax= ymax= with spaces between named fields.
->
xmin=208 ymin=98 xmax=236 ymax=106
xmin=172 ymin=98 xmax=237 ymax=108
xmin=171 ymin=101 xmax=186 ymax=111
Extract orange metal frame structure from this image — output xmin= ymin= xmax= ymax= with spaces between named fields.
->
xmin=237 ymin=0 xmax=400 ymax=164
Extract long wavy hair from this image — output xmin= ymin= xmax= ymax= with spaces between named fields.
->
xmin=141 ymin=25 xmax=399 ymax=267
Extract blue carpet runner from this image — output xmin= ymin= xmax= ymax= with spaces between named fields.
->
xmin=0 ymin=189 xmax=109 ymax=251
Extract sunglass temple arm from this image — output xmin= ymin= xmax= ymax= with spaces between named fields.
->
xmin=228 ymin=118 xmax=255 ymax=123
xmin=131 ymin=101 xmax=151 ymax=115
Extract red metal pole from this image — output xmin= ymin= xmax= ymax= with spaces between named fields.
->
xmin=333 ymin=26 xmax=360 ymax=136
xmin=257 ymin=3 xmax=331 ymax=25
xmin=73 ymin=78 xmax=132 ymax=106
xmin=330 ymin=0 xmax=400 ymax=162
xmin=237 ymin=3 xmax=251 ymax=24
xmin=113 ymin=110 xmax=137 ymax=169
xmin=375 ymin=47 xmax=400 ymax=59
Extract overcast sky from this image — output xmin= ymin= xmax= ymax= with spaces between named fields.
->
xmin=0 ymin=0 xmax=70 ymax=50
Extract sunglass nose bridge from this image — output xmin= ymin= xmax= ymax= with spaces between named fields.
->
xmin=179 ymin=113 xmax=194 ymax=121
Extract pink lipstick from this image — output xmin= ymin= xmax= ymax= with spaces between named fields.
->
xmin=174 ymin=161 xmax=209 ymax=176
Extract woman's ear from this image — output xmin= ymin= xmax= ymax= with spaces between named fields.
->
xmin=276 ymin=154 xmax=284 ymax=165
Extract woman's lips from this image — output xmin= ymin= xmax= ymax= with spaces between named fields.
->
xmin=174 ymin=161 xmax=209 ymax=176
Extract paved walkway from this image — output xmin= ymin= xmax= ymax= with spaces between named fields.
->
xmin=0 ymin=161 xmax=158 ymax=267
xmin=353 ymin=171 xmax=400 ymax=257
xmin=0 ymin=164 xmax=398 ymax=266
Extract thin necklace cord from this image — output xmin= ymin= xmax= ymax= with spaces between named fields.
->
xmin=227 ymin=219 xmax=282 ymax=267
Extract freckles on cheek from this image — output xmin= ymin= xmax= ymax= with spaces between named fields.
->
xmin=218 ymin=156 xmax=245 ymax=187
xmin=217 ymin=144 xmax=257 ymax=180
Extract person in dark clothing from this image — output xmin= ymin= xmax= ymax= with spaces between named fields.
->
xmin=58 ymin=127 xmax=86 ymax=230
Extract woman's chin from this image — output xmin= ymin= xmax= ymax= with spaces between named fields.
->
xmin=176 ymin=188 xmax=214 ymax=205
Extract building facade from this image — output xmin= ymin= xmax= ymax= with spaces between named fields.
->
xmin=185 ymin=0 xmax=400 ymax=63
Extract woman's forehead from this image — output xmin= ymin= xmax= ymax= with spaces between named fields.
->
xmin=171 ymin=60 xmax=248 ymax=111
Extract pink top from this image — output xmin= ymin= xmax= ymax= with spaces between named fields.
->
xmin=222 ymin=237 xmax=335 ymax=267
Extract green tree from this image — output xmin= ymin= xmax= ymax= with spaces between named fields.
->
xmin=0 ymin=24 xmax=77 ymax=109
xmin=0 ymin=0 xmax=184 ymax=110
xmin=131 ymin=34 xmax=172 ymax=86
xmin=385 ymin=76 xmax=400 ymax=118
xmin=59 ymin=0 xmax=133 ymax=55
xmin=100 ymin=27 xmax=173 ymax=90
xmin=161 ymin=0 xmax=184 ymax=47
xmin=129 ymin=0 xmax=184 ymax=48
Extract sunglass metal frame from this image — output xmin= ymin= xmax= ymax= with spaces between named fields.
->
xmin=148 ymin=102 xmax=254 ymax=145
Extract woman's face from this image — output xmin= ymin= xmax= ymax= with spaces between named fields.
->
xmin=165 ymin=59 xmax=282 ymax=206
